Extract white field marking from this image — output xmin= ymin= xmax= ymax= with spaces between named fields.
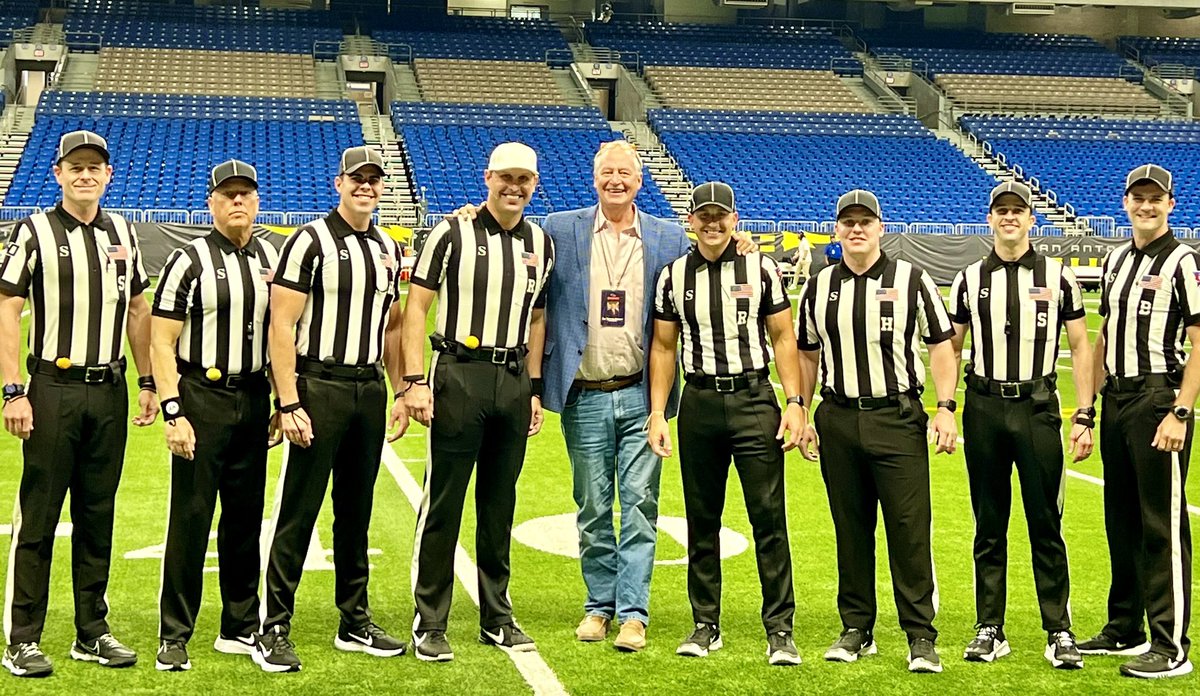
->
xmin=1067 ymin=468 xmax=1200 ymax=517
xmin=380 ymin=445 xmax=569 ymax=696
xmin=123 ymin=526 xmax=373 ymax=572
xmin=20 ymin=309 xmax=28 ymax=318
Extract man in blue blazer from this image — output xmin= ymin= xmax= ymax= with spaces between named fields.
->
xmin=541 ymin=141 xmax=690 ymax=653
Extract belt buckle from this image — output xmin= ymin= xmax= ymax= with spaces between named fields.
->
xmin=491 ymin=348 xmax=508 ymax=365
xmin=224 ymin=374 xmax=240 ymax=389
xmin=1000 ymin=382 xmax=1021 ymax=399
xmin=83 ymin=366 xmax=108 ymax=383
xmin=714 ymin=376 xmax=736 ymax=393
xmin=857 ymin=396 xmax=872 ymax=410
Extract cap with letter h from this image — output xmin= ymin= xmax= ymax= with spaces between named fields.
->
xmin=1125 ymin=164 xmax=1172 ymax=195
xmin=56 ymin=130 xmax=109 ymax=164
xmin=836 ymin=189 xmax=881 ymax=219
xmin=208 ymin=159 xmax=258 ymax=193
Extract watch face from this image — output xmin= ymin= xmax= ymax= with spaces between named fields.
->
xmin=3 ymin=384 xmax=21 ymax=397
xmin=1175 ymin=406 xmax=1192 ymax=419
xmin=164 ymin=401 xmax=181 ymax=416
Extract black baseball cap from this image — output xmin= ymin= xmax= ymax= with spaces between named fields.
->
xmin=1125 ymin=164 xmax=1172 ymax=195
xmin=340 ymin=146 xmax=385 ymax=175
xmin=989 ymin=181 xmax=1032 ymax=209
xmin=690 ymin=181 xmax=735 ymax=213
xmin=836 ymin=189 xmax=881 ymax=219
xmin=208 ymin=159 xmax=258 ymax=193
xmin=56 ymin=130 xmax=109 ymax=163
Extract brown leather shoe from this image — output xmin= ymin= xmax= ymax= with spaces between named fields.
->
xmin=614 ymin=620 xmax=647 ymax=652
xmin=576 ymin=615 xmax=610 ymax=642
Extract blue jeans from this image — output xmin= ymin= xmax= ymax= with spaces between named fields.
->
xmin=560 ymin=383 xmax=661 ymax=625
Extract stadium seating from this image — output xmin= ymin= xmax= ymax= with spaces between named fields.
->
xmin=937 ymin=75 xmax=1160 ymax=115
xmin=961 ymin=115 xmax=1200 ymax=226
xmin=393 ymin=102 xmax=674 ymax=218
xmin=0 ymin=0 xmax=34 ymax=44
xmin=372 ymin=17 xmax=568 ymax=62
xmin=414 ymin=59 xmax=566 ymax=105
xmin=1122 ymin=36 xmax=1200 ymax=69
xmin=650 ymin=109 xmax=1001 ymax=222
xmin=644 ymin=66 xmax=871 ymax=112
xmin=6 ymin=92 xmax=361 ymax=212
xmin=863 ymin=30 xmax=1130 ymax=77
xmin=584 ymin=21 xmax=860 ymax=73
xmin=95 ymin=47 xmax=318 ymax=98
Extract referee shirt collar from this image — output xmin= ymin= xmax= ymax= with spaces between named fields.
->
xmin=837 ymin=250 xmax=889 ymax=280
xmin=208 ymin=228 xmax=254 ymax=254
xmin=53 ymin=201 xmax=110 ymax=231
xmin=327 ymin=208 xmax=383 ymax=244
xmin=478 ymin=205 xmax=528 ymax=239
xmin=1134 ymin=228 xmax=1177 ymax=257
xmin=982 ymin=247 xmax=1037 ymax=273
xmin=685 ymin=240 xmax=737 ymax=270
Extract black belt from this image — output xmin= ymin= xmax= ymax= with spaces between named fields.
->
xmin=1105 ymin=372 xmax=1181 ymax=394
xmin=296 ymin=357 xmax=383 ymax=382
xmin=684 ymin=368 xmax=770 ymax=393
xmin=177 ymin=361 xmax=267 ymax=390
xmin=430 ymin=334 xmax=526 ymax=372
xmin=821 ymin=387 xmax=920 ymax=411
xmin=965 ymin=373 xmax=1056 ymax=399
xmin=573 ymin=371 xmax=642 ymax=392
xmin=28 ymin=356 xmax=124 ymax=384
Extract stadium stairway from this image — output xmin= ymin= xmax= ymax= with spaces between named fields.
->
xmin=360 ymin=114 xmax=419 ymax=225
xmin=393 ymin=62 xmax=423 ymax=101
xmin=614 ymin=121 xmax=691 ymax=218
xmin=54 ymin=52 xmax=98 ymax=92
xmin=552 ymin=68 xmax=592 ymax=107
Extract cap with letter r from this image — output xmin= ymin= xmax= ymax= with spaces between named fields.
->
xmin=56 ymin=130 xmax=109 ymax=164
xmin=836 ymin=189 xmax=881 ymax=219
xmin=989 ymin=181 xmax=1032 ymax=209
xmin=340 ymin=146 xmax=386 ymax=175
xmin=208 ymin=159 xmax=258 ymax=193
xmin=1125 ymin=163 xmax=1172 ymax=195
xmin=690 ymin=181 xmax=736 ymax=213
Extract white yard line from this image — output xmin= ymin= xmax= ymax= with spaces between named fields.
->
xmin=380 ymin=445 xmax=569 ymax=696
xmin=1067 ymin=468 xmax=1200 ymax=517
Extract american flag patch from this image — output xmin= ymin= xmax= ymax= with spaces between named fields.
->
xmin=1193 ymin=270 xmax=1200 ymax=286
xmin=105 ymin=245 xmax=128 ymax=261
xmin=729 ymin=283 xmax=754 ymax=298
xmin=521 ymin=251 xmax=539 ymax=266
xmin=1139 ymin=274 xmax=1164 ymax=290
xmin=259 ymin=267 xmax=275 ymax=283
xmin=875 ymin=288 xmax=898 ymax=302
xmin=379 ymin=252 xmax=394 ymax=270
xmin=1027 ymin=287 xmax=1053 ymax=301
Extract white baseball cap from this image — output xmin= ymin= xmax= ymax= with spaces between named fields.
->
xmin=487 ymin=142 xmax=538 ymax=176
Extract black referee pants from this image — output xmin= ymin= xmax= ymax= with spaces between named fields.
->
xmin=814 ymin=397 xmax=937 ymax=641
xmin=159 ymin=372 xmax=269 ymax=643
xmin=677 ymin=381 xmax=794 ymax=634
xmin=262 ymin=372 xmax=387 ymax=634
xmin=413 ymin=354 xmax=531 ymax=632
xmin=963 ymin=389 xmax=1071 ymax=631
xmin=1099 ymin=386 xmax=1192 ymax=660
xmin=5 ymin=374 xmax=127 ymax=645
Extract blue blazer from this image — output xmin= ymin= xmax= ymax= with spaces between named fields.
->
xmin=540 ymin=205 xmax=691 ymax=416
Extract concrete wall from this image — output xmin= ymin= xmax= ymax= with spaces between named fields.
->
xmin=985 ymin=5 xmax=1200 ymax=42
xmin=662 ymin=0 xmax=736 ymax=24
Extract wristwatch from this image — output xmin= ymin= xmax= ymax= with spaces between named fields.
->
xmin=2 ymin=383 xmax=24 ymax=402
xmin=1172 ymin=405 xmax=1193 ymax=421
xmin=937 ymin=399 xmax=957 ymax=413
xmin=785 ymin=395 xmax=804 ymax=407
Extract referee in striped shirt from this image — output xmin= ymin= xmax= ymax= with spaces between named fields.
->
xmin=404 ymin=142 xmax=554 ymax=662
xmin=255 ymin=146 xmax=409 ymax=672
xmin=0 ymin=131 xmax=157 ymax=678
xmin=647 ymin=182 xmax=804 ymax=666
xmin=796 ymin=189 xmax=957 ymax=674
xmin=948 ymin=181 xmax=1093 ymax=669
xmin=150 ymin=161 xmax=279 ymax=671
xmin=1078 ymin=164 xmax=1198 ymax=679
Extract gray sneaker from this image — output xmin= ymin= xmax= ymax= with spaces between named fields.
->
xmin=676 ymin=623 xmax=722 ymax=657
xmin=767 ymin=631 xmax=801 ymax=666
xmin=825 ymin=628 xmax=876 ymax=663
xmin=2 ymin=642 xmax=52 ymax=678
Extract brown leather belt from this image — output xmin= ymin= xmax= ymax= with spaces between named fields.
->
xmin=573 ymin=371 xmax=643 ymax=392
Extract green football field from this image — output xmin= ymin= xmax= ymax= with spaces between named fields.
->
xmin=1 ymin=284 xmax=1199 ymax=695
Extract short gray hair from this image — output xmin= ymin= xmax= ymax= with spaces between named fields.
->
xmin=593 ymin=140 xmax=643 ymax=177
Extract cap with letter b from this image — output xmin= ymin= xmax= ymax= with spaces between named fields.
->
xmin=690 ymin=181 xmax=736 ymax=213
xmin=1125 ymin=163 xmax=1173 ymax=195
xmin=56 ymin=130 xmax=109 ymax=164
xmin=836 ymin=189 xmax=881 ymax=219
xmin=208 ymin=159 xmax=258 ymax=193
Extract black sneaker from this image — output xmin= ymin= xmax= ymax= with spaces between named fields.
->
xmin=480 ymin=623 xmax=537 ymax=653
xmin=2 ymin=642 xmax=52 ymax=678
xmin=413 ymin=630 xmax=454 ymax=662
xmin=1045 ymin=630 xmax=1083 ymax=670
xmin=69 ymin=633 xmax=137 ymax=668
xmin=676 ymin=623 xmax=722 ymax=657
xmin=1120 ymin=651 xmax=1194 ymax=679
xmin=252 ymin=626 xmax=301 ymax=673
xmin=213 ymin=634 xmax=256 ymax=655
xmin=824 ymin=628 xmax=877 ymax=663
xmin=908 ymin=637 xmax=943 ymax=673
xmin=334 ymin=622 xmax=407 ymax=658
xmin=155 ymin=640 xmax=191 ymax=672
xmin=963 ymin=625 xmax=1009 ymax=663
xmin=1077 ymin=631 xmax=1151 ymax=656
xmin=767 ymin=631 xmax=801 ymax=666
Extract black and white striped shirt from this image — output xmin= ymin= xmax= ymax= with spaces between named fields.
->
xmin=0 ymin=204 xmax=148 ymax=365
xmin=949 ymin=249 xmax=1085 ymax=381
xmin=273 ymin=210 xmax=403 ymax=365
xmin=653 ymin=245 xmax=790 ymax=375
xmin=797 ymin=252 xmax=953 ymax=398
xmin=411 ymin=207 xmax=554 ymax=349
xmin=1099 ymin=230 xmax=1200 ymax=377
xmin=152 ymin=230 xmax=280 ymax=374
